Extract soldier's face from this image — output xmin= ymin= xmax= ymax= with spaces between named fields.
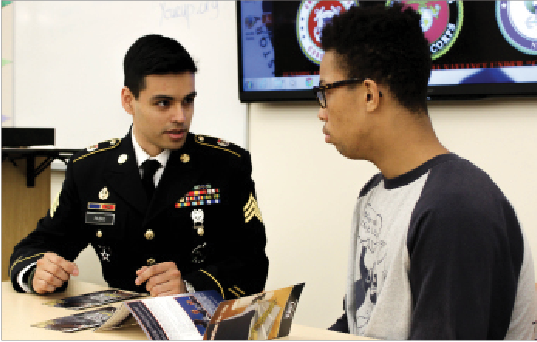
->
xmin=122 ymin=73 xmax=196 ymax=157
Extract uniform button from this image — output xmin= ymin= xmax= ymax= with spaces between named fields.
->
xmin=147 ymin=258 xmax=156 ymax=266
xmin=145 ymin=229 xmax=154 ymax=240
xmin=97 ymin=230 xmax=102 ymax=238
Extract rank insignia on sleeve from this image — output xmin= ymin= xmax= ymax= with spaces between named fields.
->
xmin=175 ymin=184 xmax=221 ymax=208
xmin=243 ymin=193 xmax=263 ymax=223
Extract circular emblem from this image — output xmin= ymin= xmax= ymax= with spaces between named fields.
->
xmin=390 ymin=1 xmax=463 ymax=60
xmin=296 ymin=1 xmax=356 ymax=65
xmin=496 ymin=1 xmax=537 ymax=55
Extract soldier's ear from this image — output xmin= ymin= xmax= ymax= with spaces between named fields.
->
xmin=121 ymin=87 xmax=135 ymax=116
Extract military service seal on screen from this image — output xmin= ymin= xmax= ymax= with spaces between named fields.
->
xmin=296 ymin=1 xmax=356 ymax=64
xmin=496 ymin=1 xmax=537 ymax=55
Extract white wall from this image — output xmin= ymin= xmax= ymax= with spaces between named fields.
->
xmin=52 ymin=97 xmax=537 ymax=329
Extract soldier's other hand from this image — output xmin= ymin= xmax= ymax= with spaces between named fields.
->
xmin=135 ymin=262 xmax=186 ymax=297
xmin=33 ymin=252 xmax=79 ymax=294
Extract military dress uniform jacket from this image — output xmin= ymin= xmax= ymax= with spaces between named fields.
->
xmin=9 ymin=131 xmax=269 ymax=299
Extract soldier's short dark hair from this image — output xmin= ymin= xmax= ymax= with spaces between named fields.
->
xmin=321 ymin=3 xmax=431 ymax=114
xmin=123 ymin=34 xmax=197 ymax=99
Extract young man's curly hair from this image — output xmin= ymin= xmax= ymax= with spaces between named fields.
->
xmin=321 ymin=3 xmax=432 ymax=114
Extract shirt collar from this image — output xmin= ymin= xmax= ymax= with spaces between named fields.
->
xmin=131 ymin=131 xmax=170 ymax=169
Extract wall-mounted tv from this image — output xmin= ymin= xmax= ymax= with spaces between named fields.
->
xmin=237 ymin=1 xmax=537 ymax=102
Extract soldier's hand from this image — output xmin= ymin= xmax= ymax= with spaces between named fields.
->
xmin=33 ymin=252 xmax=79 ymax=294
xmin=135 ymin=262 xmax=186 ymax=297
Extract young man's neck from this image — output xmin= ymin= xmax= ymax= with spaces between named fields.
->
xmin=371 ymin=107 xmax=449 ymax=179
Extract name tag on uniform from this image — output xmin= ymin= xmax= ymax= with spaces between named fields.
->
xmin=85 ymin=212 xmax=115 ymax=225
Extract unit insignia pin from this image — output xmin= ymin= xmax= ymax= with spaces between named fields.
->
xmin=217 ymin=139 xmax=230 ymax=147
xmin=99 ymin=187 xmax=109 ymax=200
xmin=181 ymin=154 xmax=190 ymax=163
xmin=86 ymin=144 xmax=98 ymax=152
xmin=191 ymin=209 xmax=204 ymax=236
xmin=118 ymin=154 xmax=128 ymax=164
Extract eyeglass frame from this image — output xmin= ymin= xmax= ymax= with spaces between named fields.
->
xmin=312 ymin=78 xmax=382 ymax=108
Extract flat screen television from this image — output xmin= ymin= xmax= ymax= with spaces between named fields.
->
xmin=237 ymin=1 xmax=537 ymax=102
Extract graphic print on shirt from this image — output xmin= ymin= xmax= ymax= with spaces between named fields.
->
xmin=355 ymin=203 xmax=387 ymax=331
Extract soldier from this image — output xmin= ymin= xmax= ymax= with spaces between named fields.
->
xmin=9 ymin=34 xmax=269 ymax=299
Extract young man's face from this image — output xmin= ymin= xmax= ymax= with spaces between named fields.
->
xmin=317 ymin=51 xmax=372 ymax=160
xmin=122 ymin=73 xmax=196 ymax=157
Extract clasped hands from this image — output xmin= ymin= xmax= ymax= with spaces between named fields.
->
xmin=33 ymin=252 xmax=186 ymax=296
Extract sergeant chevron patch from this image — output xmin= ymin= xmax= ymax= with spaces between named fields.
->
xmin=243 ymin=193 xmax=263 ymax=223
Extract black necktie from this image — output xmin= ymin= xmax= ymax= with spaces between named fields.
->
xmin=141 ymin=159 xmax=161 ymax=200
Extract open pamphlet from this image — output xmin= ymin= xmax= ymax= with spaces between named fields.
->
xmin=96 ymin=283 xmax=305 ymax=340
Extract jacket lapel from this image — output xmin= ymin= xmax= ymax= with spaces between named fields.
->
xmin=105 ymin=133 xmax=148 ymax=214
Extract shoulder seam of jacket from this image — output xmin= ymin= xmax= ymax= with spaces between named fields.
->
xmin=73 ymin=138 xmax=121 ymax=163
xmin=194 ymin=135 xmax=241 ymax=158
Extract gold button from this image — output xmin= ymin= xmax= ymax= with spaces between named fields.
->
xmin=199 ymin=136 xmax=204 ymax=142
xmin=147 ymin=258 xmax=156 ymax=266
xmin=97 ymin=230 xmax=102 ymax=238
xmin=145 ymin=229 xmax=154 ymax=240
xmin=180 ymin=154 xmax=190 ymax=163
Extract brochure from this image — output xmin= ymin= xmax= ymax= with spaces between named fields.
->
xmin=32 ymin=307 xmax=117 ymax=333
xmin=97 ymin=283 xmax=305 ymax=340
xmin=42 ymin=289 xmax=144 ymax=310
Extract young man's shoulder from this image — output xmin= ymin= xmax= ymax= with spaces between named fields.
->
xmin=422 ymin=155 xmax=508 ymax=210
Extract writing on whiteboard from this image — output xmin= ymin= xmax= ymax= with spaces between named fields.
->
xmin=159 ymin=2 xmax=219 ymax=28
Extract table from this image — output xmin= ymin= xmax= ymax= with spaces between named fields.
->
xmin=2 ymin=281 xmax=371 ymax=340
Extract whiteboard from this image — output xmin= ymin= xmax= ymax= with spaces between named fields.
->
xmin=13 ymin=1 xmax=247 ymax=155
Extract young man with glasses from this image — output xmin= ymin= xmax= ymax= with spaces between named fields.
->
xmin=314 ymin=3 xmax=535 ymax=339
xmin=9 ymin=34 xmax=269 ymax=300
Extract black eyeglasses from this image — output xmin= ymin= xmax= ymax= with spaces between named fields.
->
xmin=312 ymin=78 xmax=382 ymax=108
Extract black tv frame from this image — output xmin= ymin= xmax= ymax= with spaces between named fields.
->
xmin=237 ymin=1 xmax=537 ymax=103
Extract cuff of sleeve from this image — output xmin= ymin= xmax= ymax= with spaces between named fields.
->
xmin=16 ymin=263 xmax=37 ymax=294
xmin=184 ymin=279 xmax=195 ymax=294
xmin=27 ymin=267 xmax=37 ymax=294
